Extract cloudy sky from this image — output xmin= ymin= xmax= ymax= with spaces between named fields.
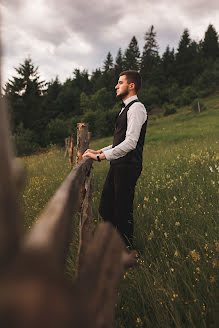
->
xmin=1 ymin=0 xmax=219 ymax=85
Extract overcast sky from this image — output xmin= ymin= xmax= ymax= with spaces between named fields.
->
xmin=1 ymin=0 xmax=219 ymax=85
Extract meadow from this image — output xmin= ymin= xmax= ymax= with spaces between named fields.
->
xmin=20 ymin=93 xmax=219 ymax=327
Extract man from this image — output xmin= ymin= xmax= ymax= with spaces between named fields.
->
xmin=83 ymin=70 xmax=147 ymax=247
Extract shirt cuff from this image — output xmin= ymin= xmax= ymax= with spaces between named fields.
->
xmin=101 ymin=145 xmax=112 ymax=152
xmin=102 ymin=148 xmax=114 ymax=161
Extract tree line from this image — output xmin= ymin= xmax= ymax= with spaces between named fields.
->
xmin=3 ymin=24 xmax=219 ymax=155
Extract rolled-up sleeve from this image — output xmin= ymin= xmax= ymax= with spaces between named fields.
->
xmin=101 ymin=144 xmax=112 ymax=152
xmin=103 ymin=103 xmax=147 ymax=161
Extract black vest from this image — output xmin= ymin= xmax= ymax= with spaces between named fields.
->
xmin=110 ymin=99 xmax=147 ymax=167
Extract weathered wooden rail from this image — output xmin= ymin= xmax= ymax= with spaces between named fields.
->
xmin=0 ymin=55 xmax=136 ymax=327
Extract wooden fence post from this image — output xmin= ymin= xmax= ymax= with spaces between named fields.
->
xmin=76 ymin=123 xmax=90 ymax=207
xmin=64 ymin=137 xmax=70 ymax=158
xmin=198 ymin=101 xmax=201 ymax=113
xmin=76 ymin=123 xmax=89 ymax=164
xmin=75 ymin=123 xmax=95 ymax=272
xmin=65 ymin=136 xmax=74 ymax=168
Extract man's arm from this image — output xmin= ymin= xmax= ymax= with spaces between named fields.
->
xmin=101 ymin=145 xmax=112 ymax=152
xmin=82 ymin=145 xmax=113 ymax=161
xmin=83 ymin=144 xmax=112 ymax=156
xmin=82 ymin=150 xmax=106 ymax=161
xmin=82 ymin=103 xmax=147 ymax=161
xmin=103 ymin=103 xmax=147 ymax=161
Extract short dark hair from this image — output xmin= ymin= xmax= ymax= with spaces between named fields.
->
xmin=119 ymin=70 xmax=142 ymax=92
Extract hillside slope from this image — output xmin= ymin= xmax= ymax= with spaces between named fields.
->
xmin=21 ymin=91 xmax=219 ymax=327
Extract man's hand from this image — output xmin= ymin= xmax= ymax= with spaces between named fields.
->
xmin=82 ymin=149 xmax=106 ymax=161
xmin=83 ymin=149 xmax=101 ymax=155
xmin=82 ymin=151 xmax=98 ymax=160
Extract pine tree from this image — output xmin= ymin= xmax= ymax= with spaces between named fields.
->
xmin=41 ymin=77 xmax=62 ymax=123
xmin=80 ymin=92 xmax=90 ymax=113
xmin=103 ymin=52 xmax=114 ymax=72
xmin=175 ymin=29 xmax=199 ymax=86
xmin=90 ymin=69 xmax=102 ymax=92
xmin=102 ymin=52 xmax=115 ymax=92
xmin=140 ymin=25 xmax=160 ymax=83
xmin=177 ymin=29 xmax=191 ymax=58
xmin=5 ymin=57 xmax=45 ymax=133
xmin=115 ymin=48 xmax=124 ymax=76
xmin=56 ymin=77 xmax=82 ymax=116
xmin=202 ymin=24 xmax=219 ymax=60
xmin=123 ymin=36 xmax=140 ymax=70
xmin=162 ymin=46 xmax=175 ymax=82
xmin=73 ymin=69 xmax=91 ymax=94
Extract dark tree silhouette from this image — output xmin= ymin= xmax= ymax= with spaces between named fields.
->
xmin=123 ymin=36 xmax=140 ymax=71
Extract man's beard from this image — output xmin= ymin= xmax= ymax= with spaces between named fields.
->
xmin=116 ymin=89 xmax=129 ymax=100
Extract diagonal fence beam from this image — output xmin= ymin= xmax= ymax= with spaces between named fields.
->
xmin=74 ymin=222 xmax=126 ymax=328
xmin=0 ymin=49 xmax=22 ymax=271
xmin=23 ymin=157 xmax=93 ymax=269
xmin=77 ymin=172 xmax=94 ymax=274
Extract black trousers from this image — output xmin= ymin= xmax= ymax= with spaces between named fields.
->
xmin=99 ymin=165 xmax=142 ymax=246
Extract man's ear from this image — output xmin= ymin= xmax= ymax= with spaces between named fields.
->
xmin=129 ymin=82 xmax=135 ymax=90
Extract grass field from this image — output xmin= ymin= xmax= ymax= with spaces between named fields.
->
xmin=20 ymin=93 xmax=219 ymax=327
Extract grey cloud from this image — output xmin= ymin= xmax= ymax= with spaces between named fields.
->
xmin=1 ymin=0 xmax=22 ymax=8
xmin=47 ymin=0 xmax=124 ymax=43
xmin=30 ymin=25 xmax=70 ymax=47
xmin=179 ymin=0 xmax=219 ymax=18
xmin=1 ymin=0 xmax=219 ymax=85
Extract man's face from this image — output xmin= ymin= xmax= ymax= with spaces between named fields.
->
xmin=115 ymin=75 xmax=129 ymax=100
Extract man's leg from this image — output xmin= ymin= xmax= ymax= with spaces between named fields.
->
xmin=113 ymin=166 xmax=142 ymax=247
xmin=99 ymin=166 xmax=115 ymax=224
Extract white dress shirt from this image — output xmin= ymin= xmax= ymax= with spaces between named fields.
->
xmin=102 ymin=95 xmax=147 ymax=161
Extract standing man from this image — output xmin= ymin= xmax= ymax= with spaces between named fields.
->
xmin=83 ymin=70 xmax=147 ymax=247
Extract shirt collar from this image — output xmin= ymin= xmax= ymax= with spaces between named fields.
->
xmin=123 ymin=95 xmax=138 ymax=107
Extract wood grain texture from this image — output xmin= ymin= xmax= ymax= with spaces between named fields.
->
xmin=76 ymin=123 xmax=89 ymax=164
xmin=75 ymin=222 xmax=125 ymax=328
xmin=77 ymin=172 xmax=94 ymax=274
xmin=0 ymin=97 xmax=21 ymax=272
xmin=23 ymin=157 xmax=93 ymax=269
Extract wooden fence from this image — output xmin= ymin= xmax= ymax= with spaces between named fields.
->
xmin=0 ymin=77 xmax=137 ymax=327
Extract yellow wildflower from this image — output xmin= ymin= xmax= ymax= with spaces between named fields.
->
xmin=174 ymin=250 xmax=179 ymax=257
xmin=190 ymin=250 xmax=200 ymax=262
xmin=212 ymin=259 xmax=218 ymax=268
xmin=210 ymin=276 xmax=215 ymax=283
xmin=215 ymin=240 xmax=219 ymax=252
xmin=148 ymin=230 xmax=154 ymax=240
xmin=136 ymin=317 xmax=142 ymax=324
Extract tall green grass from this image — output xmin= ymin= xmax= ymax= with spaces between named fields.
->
xmin=21 ymin=94 xmax=219 ymax=327
xmin=20 ymin=146 xmax=71 ymax=230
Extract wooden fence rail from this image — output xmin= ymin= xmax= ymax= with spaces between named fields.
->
xmin=0 ymin=84 xmax=137 ymax=327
